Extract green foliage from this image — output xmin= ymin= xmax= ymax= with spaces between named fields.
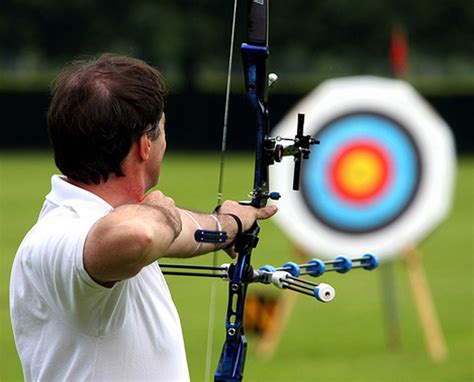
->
xmin=1 ymin=1 xmax=473 ymax=92
xmin=0 ymin=152 xmax=472 ymax=381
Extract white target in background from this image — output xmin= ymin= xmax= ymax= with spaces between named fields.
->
xmin=270 ymin=76 xmax=456 ymax=262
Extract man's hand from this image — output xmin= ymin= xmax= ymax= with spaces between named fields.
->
xmin=217 ymin=201 xmax=278 ymax=259
xmin=142 ymin=191 xmax=182 ymax=236
xmin=218 ymin=200 xmax=278 ymax=232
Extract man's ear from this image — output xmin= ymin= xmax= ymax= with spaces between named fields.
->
xmin=138 ymin=134 xmax=151 ymax=161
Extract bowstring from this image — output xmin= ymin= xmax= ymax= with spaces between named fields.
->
xmin=204 ymin=0 xmax=238 ymax=380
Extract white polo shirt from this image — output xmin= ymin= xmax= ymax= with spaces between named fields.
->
xmin=10 ymin=175 xmax=189 ymax=381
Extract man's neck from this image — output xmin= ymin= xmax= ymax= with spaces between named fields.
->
xmin=67 ymin=175 xmax=146 ymax=208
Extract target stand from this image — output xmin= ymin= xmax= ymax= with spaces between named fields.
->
xmin=268 ymin=76 xmax=455 ymax=362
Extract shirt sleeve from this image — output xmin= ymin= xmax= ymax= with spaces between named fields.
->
xmin=20 ymin=211 xmax=128 ymax=336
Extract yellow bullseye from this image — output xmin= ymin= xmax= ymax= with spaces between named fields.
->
xmin=335 ymin=149 xmax=385 ymax=198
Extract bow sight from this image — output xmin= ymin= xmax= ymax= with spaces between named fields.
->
xmin=265 ymin=113 xmax=320 ymax=193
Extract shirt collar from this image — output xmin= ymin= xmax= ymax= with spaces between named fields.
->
xmin=43 ymin=175 xmax=113 ymax=219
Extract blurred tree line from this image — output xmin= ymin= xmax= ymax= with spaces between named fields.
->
xmin=1 ymin=0 xmax=473 ymax=93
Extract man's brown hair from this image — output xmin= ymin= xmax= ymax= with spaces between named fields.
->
xmin=47 ymin=54 xmax=167 ymax=184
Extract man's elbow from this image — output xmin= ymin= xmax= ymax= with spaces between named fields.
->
xmin=131 ymin=220 xmax=179 ymax=266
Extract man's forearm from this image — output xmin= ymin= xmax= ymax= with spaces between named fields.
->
xmin=163 ymin=209 xmax=240 ymax=258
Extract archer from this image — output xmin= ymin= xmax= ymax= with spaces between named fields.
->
xmin=9 ymin=54 xmax=277 ymax=381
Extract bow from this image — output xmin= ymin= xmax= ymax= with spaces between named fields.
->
xmin=215 ymin=1 xmax=319 ymax=379
xmin=161 ymin=1 xmax=378 ymax=380
xmin=213 ymin=2 xmax=271 ymax=379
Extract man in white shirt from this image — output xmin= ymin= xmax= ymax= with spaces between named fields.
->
xmin=10 ymin=54 xmax=277 ymax=381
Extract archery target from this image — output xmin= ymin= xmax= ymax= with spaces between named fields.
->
xmin=270 ymin=76 xmax=455 ymax=261
xmin=303 ymin=111 xmax=421 ymax=233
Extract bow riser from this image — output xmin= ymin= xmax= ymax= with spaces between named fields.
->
xmin=241 ymin=43 xmax=271 ymax=208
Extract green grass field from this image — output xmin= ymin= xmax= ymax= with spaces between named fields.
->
xmin=1 ymin=151 xmax=473 ymax=381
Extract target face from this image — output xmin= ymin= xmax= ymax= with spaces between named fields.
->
xmin=303 ymin=112 xmax=421 ymax=233
xmin=270 ymin=77 xmax=455 ymax=261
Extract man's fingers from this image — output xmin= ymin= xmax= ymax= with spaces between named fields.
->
xmin=255 ymin=204 xmax=278 ymax=220
xmin=224 ymin=247 xmax=237 ymax=259
xmin=143 ymin=191 xmax=177 ymax=210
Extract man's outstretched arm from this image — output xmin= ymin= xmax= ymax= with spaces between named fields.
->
xmin=83 ymin=190 xmax=276 ymax=286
